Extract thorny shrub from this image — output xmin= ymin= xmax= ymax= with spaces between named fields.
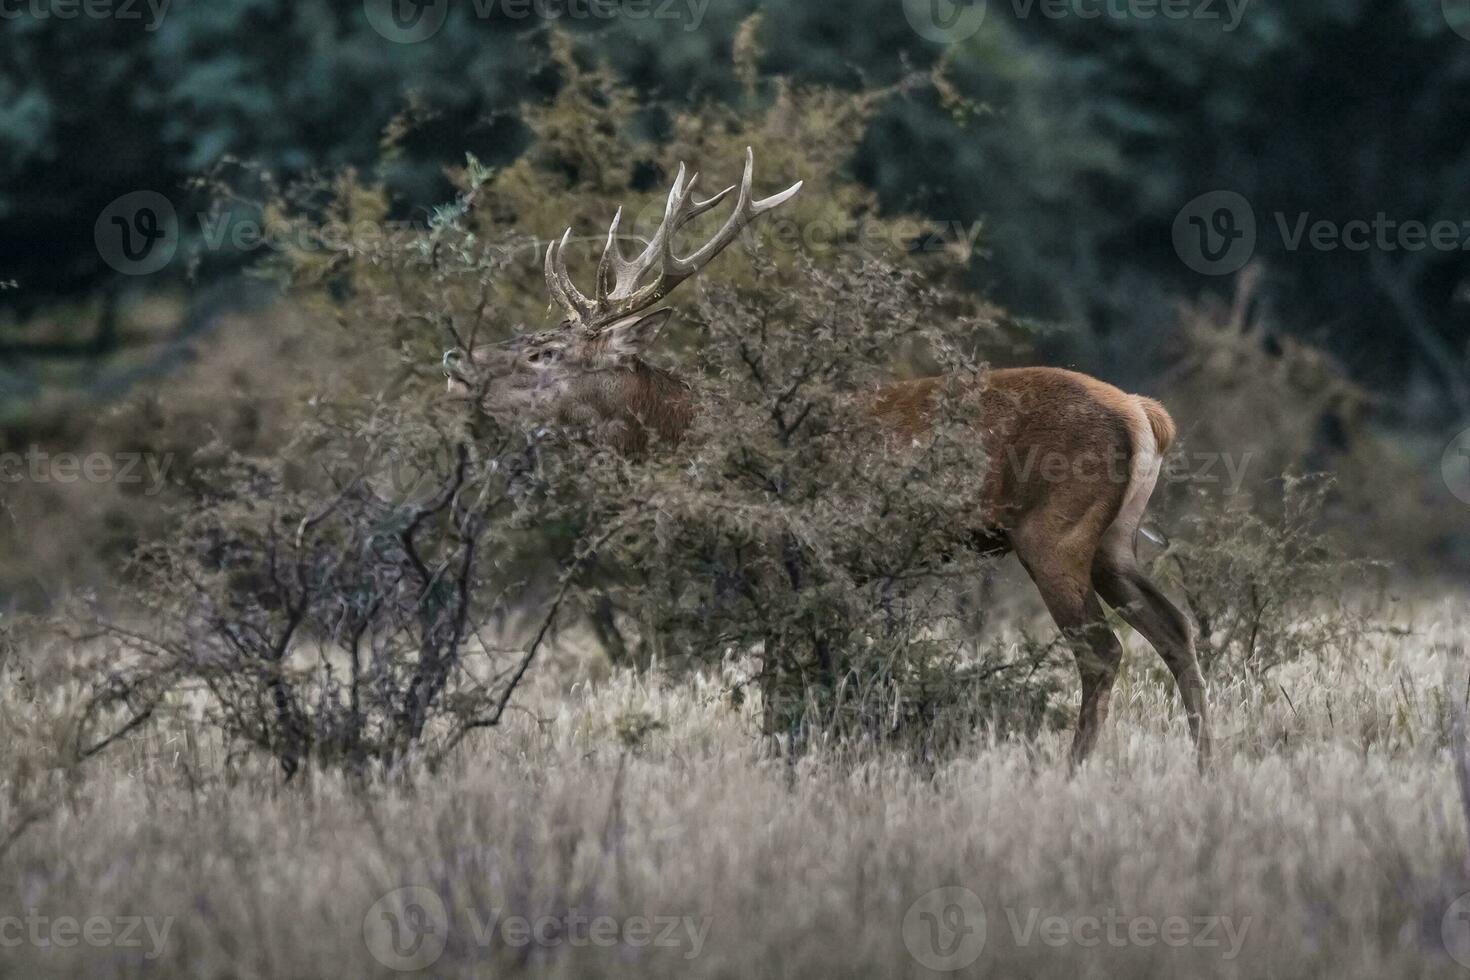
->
xmin=68 ymin=38 xmax=1068 ymax=769
xmin=69 ymin=37 xmax=1375 ymax=774
xmin=558 ymin=251 xmax=1066 ymax=749
xmin=1154 ymin=473 xmax=1386 ymax=678
xmin=70 ymin=405 xmax=580 ymax=777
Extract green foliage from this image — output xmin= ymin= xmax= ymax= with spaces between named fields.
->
xmin=9 ymin=1 xmax=1470 ymax=417
xmin=67 ymin=59 xmax=1063 ymax=769
xmin=0 ymin=0 xmax=550 ymax=295
xmin=562 ymin=250 xmax=1062 ymax=750
xmin=23 ymin=24 xmax=1446 ymax=775
xmin=1155 ymin=474 xmax=1384 ymax=677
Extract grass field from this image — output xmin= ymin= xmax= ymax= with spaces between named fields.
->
xmin=3 ymin=592 xmax=1470 ymax=978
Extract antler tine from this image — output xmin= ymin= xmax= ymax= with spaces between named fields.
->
xmin=686 ymin=181 xmax=737 ymax=221
xmin=545 ymin=229 xmax=595 ymax=321
xmin=612 ymin=149 xmax=798 ymax=316
xmin=639 ymin=162 xmax=694 ymax=268
xmin=666 ymin=172 xmax=742 ymax=231
xmin=544 ymin=233 xmax=573 ymax=315
xmin=592 ymin=164 xmax=686 ymax=308
xmin=550 ymin=149 xmax=801 ymax=328
xmin=596 ymin=162 xmax=726 ymax=312
xmin=673 ymin=147 xmax=803 ymax=275
xmin=595 ymin=207 xmax=626 ymax=304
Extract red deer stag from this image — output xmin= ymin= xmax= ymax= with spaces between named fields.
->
xmin=443 ymin=149 xmax=1211 ymax=768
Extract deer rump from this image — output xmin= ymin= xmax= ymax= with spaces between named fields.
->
xmin=871 ymin=365 xmax=1170 ymax=560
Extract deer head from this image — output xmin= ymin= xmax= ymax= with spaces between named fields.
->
xmin=444 ymin=148 xmax=802 ymax=449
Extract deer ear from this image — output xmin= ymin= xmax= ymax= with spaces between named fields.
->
xmin=603 ymin=309 xmax=674 ymax=355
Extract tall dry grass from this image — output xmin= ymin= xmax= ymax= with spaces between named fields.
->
xmin=3 ymin=593 xmax=1470 ymax=978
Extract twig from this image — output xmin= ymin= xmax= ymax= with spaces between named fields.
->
xmin=432 ymin=509 xmax=645 ymax=762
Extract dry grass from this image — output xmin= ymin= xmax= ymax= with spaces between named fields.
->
xmin=3 ymin=593 xmax=1470 ymax=978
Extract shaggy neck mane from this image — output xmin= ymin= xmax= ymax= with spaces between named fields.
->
xmin=615 ymin=358 xmax=696 ymax=452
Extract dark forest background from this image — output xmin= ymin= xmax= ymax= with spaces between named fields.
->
xmin=6 ymin=0 xmax=1470 ymax=407
xmin=2 ymin=0 xmax=1468 ymax=603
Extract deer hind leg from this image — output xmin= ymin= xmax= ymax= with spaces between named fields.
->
xmin=1011 ymin=519 xmax=1122 ymax=770
xmin=1093 ymin=552 xmax=1212 ymax=769
xmin=1092 ymin=407 xmax=1212 ymax=769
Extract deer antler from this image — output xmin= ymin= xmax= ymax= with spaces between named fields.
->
xmin=543 ymin=147 xmax=802 ymax=329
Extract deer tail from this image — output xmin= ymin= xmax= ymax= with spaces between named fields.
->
xmin=1136 ymin=397 xmax=1177 ymax=456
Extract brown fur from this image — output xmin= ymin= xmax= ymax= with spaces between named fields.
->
xmin=469 ymin=143 xmax=1209 ymax=767
xmin=1138 ymin=396 xmax=1177 ymax=455
xmin=496 ymin=154 xmax=1212 ymax=764
xmin=458 ymin=324 xmax=1208 ymax=765
xmin=591 ymin=362 xmax=696 ymax=455
xmin=625 ymin=362 xmax=1212 ymax=769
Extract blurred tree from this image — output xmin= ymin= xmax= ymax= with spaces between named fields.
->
xmin=3 ymin=0 xmax=1469 ymax=419
xmin=0 ymin=0 xmax=551 ymax=304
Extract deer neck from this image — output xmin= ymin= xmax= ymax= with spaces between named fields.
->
xmin=595 ymin=359 xmax=695 ymax=455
